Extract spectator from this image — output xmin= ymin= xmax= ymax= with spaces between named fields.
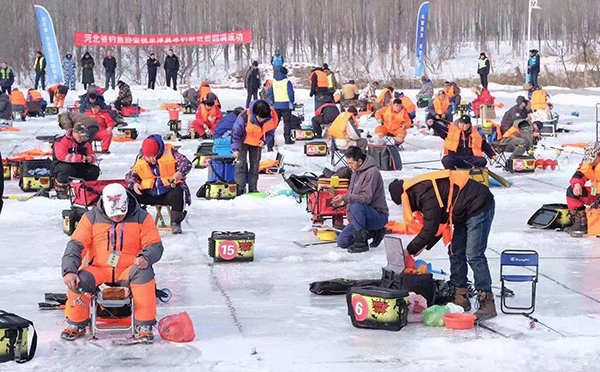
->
xmin=270 ymin=48 xmax=284 ymax=77
xmin=527 ymin=49 xmax=541 ymax=87
xmin=62 ymin=53 xmax=77 ymax=90
xmin=477 ymin=52 xmax=491 ymax=89
xmin=102 ymin=50 xmax=117 ymax=90
xmin=267 ymin=66 xmax=296 ymax=144
xmin=0 ymin=62 xmax=14 ymax=94
xmin=164 ymin=49 xmax=179 ymax=90
xmin=244 ymin=61 xmax=261 ymax=108
xmin=80 ymin=52 xmax=95 ymax=90
xmin=33 ymin=51 xmax=46 ymax=90
xmin=146 ymin=53 xmax=161 ymax=90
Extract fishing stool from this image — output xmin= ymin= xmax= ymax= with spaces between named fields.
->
xmin=90 ymin=286 xmax=135 ymax=338
xmin=154 ymin=205 xmax=172 ymax=232
xmin=500 ymin=249 xmax=539 ymax=315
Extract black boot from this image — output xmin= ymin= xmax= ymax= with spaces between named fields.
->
xmin=569 ymin=209 xmax=587 ymax=238
xmin=284 ymin=136 xmax=295 ymax=145
xmin=348 ymin=231 xmax=369 ymax=253
xmin=55 ymin=182 xmax=69 ymax=200
xmin=369 ymin=228 xmax=386 ymax=248
xmin=171 ymin=211 xmax=185 ymax=235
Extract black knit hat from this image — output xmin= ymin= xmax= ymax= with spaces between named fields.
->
xmin=459 ymin=115 xmax=471 ymax=124
xmin=389 ymin=179 xmax=404 ymax=205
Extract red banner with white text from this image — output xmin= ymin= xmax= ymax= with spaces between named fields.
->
xmin=74 ymin=30 xmax=251 ymax=46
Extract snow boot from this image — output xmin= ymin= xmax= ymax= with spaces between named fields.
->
xmin=453 ymin=287 xmax=472 ymax=312
xmin=474 ymin=291 xmax=497 ymax=320
xmin=61 ymin=324 xmax=86 ymax=341
xmin=284 ymin=136 xmax=295 ymax=145
xmin=55 ymin=182 xmax=69 ymax=200
xmin=369 ymin=228 xmax=386 ymax=248
xmin=348 ymin=231 xmax=369 ymax=253
xmin=135 ymin=324 xmax=154 ymax=344
xmin=171 ymin=211 xmax=185 ymax=235
xmin=568 ymin=209 xmax=587 ymax=238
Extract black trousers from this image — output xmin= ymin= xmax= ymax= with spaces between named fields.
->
xmin=479 ymin=74 xmax=488 ymax=89
xmin=275 ymin=108 xmax=293 ymax=139
xmin=235 ymin=144 xmax=261 ymax=193
xmin=105 ymin=71 xmax=116 ymax=90
xmin=52 ymin=162 xmax=100 ymax=184
xmin=311 ymin=115 xmax=335 ymax=138
xmin=166 ymin=70 xmax=177 ymax=90
xmin=114 ymin=100 xmax=129 ymax=111
xmin=441 ymin=155 xmax=487 ymax=170
xmin=148 ymin=71 xmax=157 ymax=89
xmin=246 ymin=90 xmax=258 ymax=108
xmin=133 ymin=185 xmax=185 ymax=214
xmin=1 ymin=86 xmax=11 ymax=94
xmin=35 ymin=71 xmax=46 ymax=90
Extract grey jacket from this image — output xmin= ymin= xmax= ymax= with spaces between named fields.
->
xmin=416 ymin=80 xmax=434 ymax=101
xmin=344 ymin=156 xmax=389 ymax=218
xmin=58 ymin=111 xmax=99 ymax=131
xmin=61 ymin=196 xmax=164 ymax=276
xmin=0 ymin=93 xmax=12 ymax=120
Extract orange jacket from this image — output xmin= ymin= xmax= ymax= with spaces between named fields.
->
xmin=400 ymin=96 xmax=416 ymax=113
xmin=243 ymin=108 xmax=279 ymax=146
xmin=531 ymin=90 xmax=548 ymax=111
xmin=84 ymin=109 xmax=115 ymax=131
xmin=327 ymin=112 xmax=357 ymax=139
xmin=9 ymin=90 xmax=26 ymax=105
xmin=375 ymin=105 xmax=411 ymax=132
xmin=191 ymin=104 xmax=223 ymax=135
xmin=131 ymin=144 xmax=178 ymax=190
xmin=376 ymin=88 xmax=393 ymax=105
xmin=308 ymin=70 xmax=329 ymax=88
xmin=443 ymin=125 xmax=483 ymax=156
xmin=27 ymin=90 xmax=43 ymax=101
xmin=433 ymin=96 xmax=451 ymax=115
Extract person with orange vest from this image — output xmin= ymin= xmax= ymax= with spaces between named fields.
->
xmin=126 ymin=135 xmax=192 ymax=234
xmin=47 ymin=84 xmax=68 ymax=108
xmin=443 ymin=81 xmax=462 ymax=109
xmin=566 ymin=142 xmax=600 ymax=237
xmin=308 ymin=66 xmax=332 ymax=111
xmin=9 ymin=89 xmax=26 ymax=120
xmin=529 ymin=85 xmax=553 ymax=122
xmin=432 ymin=115 xmax=496 ymax=170
xmin=25 ymin=88 xmax=47 ymax=117
xmin=388 ymin=169 xmax=497 ymax=320
xmin=84 ymin=103 xmax=115 ymax=153
xmin=496 ymin=119 xmax=539 ymax=160
xmin=374 ymin=86 xmax=394 ymax=111
xmin=231 ymin=100 xmax=279 ymax=194
xmin=395 ymin=92 xmax=417 ymax=121
xmin=191 ymin=98 xmax=223 ymax=139
xmin=60 ymin=183 xmax=164 ymax=343
xmin=426 ymin=90 xmax=454 ymax=125
xmin=374 ymin=98 xmax=412 ymax=144
xmin=198 ymin=81 xmax=221 ymax=108
xmin=327 ymin=106 xmax=366 ymax=152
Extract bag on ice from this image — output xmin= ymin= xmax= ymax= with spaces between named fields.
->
xmin=158 ymin=312 xmax=195 ymax=343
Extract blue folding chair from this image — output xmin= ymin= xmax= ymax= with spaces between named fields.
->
xmin=500 ymin=250 xmax=539 ymax=315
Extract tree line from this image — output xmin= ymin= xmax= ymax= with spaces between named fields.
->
xmin=1 ymin=0 xmax=599 ymax=87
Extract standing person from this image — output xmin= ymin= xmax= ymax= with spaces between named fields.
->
xmin=102 ymin=50 xmax=117 ymax=90
xmin=270 ymin=48 xmax=284 ymax=78
xmin=126 ymin=135 xmax=192 ymax=234
xmin=244 ymin=61 xmax=261 ymax=108
xmin=333 ymin=146 xmax=389 ymax=253
xmin=416 ymin=76 xmax=434 ymax=107
xmin=232 ymin=100 xmax=278 ymax=194
xmin=33 ymin=51 xmax=46 ymax=90
xmin=0 ymin=89 xmax=12 ymax=124
xmin=0 ymin=62 xmax=14 ymax=94
xmin=527 ymin=49 xmax=541 ymax=87
xmin=164 ymin=49 xmax=179 ymax=90
xmin=477 ymin=53 xmax=491 ymax=90
xmin=62 ymin=53 xmax=77 ymax=90
xmin=322 ymin=63 xmax=338 ymax=93
xmin=146 ymin=53 xmax=160 ymax=90
xmin=80 ymin=52 xmax=95 ymax=90
xmin=309 ymin=66 xmax=332 ymax=112
xmin=267 ymin=66 xmax=296 ymax=144
xmin=0 ymin=151 xmax=3 ymax=214
xmin=388 ymin=170 xmax=497 ymax=320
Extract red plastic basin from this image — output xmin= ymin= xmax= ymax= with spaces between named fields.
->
xmin=443 ymin=313 xmax=477 ymax=330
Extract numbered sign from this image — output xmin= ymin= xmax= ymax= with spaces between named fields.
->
xmin=351 ymin=295 xmax=369 ymax=322
xmin=218 ymin=240 xmax=239 ymax=260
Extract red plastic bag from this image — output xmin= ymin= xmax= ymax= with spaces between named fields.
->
xmin=158 ymin=312 xmax=196 ymax=342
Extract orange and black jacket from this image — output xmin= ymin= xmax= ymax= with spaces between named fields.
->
xmin=401 ymin=179 xmax=494 ymax=254
xmin=432 ymin=121 xmax=495 ymax=158
xmin=61 ymin=196 xmax=164 ymax=276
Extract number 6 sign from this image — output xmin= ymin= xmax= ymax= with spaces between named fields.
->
xmin=218 ymin=240 xmax=239 ymax=260
xmin=351 ymin=295 xmax=369 ymax=322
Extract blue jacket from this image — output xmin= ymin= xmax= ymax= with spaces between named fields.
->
xmin=271 ymin=54 xmax=284 ymax=68
xmin=79 ymin=93 xmax=108 ymax=113
xmin=232 ymin=100 xmax=276 ymax=152
xmin=213 ymin=112 xmax=238 ymax=139
xmin=528 ymin=53 xmax=540 ymax=73
xmin=266 ymin=72 xmax=295 ymax=110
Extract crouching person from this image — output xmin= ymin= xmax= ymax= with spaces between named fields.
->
xmin=126 ymin=135 xmax=192 ymax=234
xmin=52 ymin=123 xmax=100 ymax=199
xmin=388 ymin=170 xmax=497 ymax=320
xmin=232 ymin=100 xmax=278 ymax=194
xmin=566 ymin=142 xmax=600 ymax=238
xmin=334 ymin=146 xmax=388 ymax=253
xmin=61 ymin=184 xmax=163 ymax=344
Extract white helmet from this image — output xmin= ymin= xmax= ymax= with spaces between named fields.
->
xmin=102 ymin=183 xmax=128 ymax=218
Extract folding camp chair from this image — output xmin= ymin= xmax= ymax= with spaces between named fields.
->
xmin=328 ymin=137 xmax=348 ymax=168
xmin=500 ymin=249 xmax=539 ymax=315
xmin=90 ymin=286 xmax=135 ymax=338
xmin=489 ymin=142 xmax=508 ymax=169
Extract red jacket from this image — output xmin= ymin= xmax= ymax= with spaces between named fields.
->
xmin=84 ymin=109 xmax=115 ymax=131
xmin=53 ymin=130 xmax=97 ymax=163
xmin=472 ymin=89 xmax=495 ymax=116
xmin=191 ymin=104 xmax=223 ymax=134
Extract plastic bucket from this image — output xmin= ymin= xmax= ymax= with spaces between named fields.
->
xmin=169 ymin=109 xmax=181 ymax=121
xmin=443 ymin=313 xmax=476 ymax=330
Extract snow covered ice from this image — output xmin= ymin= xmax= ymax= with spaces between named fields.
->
xmin=2 ymin=85 xmax=600 ymax=372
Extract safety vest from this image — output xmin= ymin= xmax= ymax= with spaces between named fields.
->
xmin=200 ymin=104 xmax=219 ymax=124
xmin=0 ymin=68 xmax=11 ymax=80
xmin=531 ymin=90 xmax=547 ymax=111
xmin=478 ymin=58 xmax=488 ymax=70
xmin=131 ymin=144 xmax=178 ymax=190
xmin=401 ymin=170 xmax=470 ymax=245
xmin=504 ymin=126 xmax=520 ymax=139
xmin=34 ymin=56 xmax=45 ymax=70
xmin=379 ymin=106 xmax=410 ymax=132
xmin=199 ymin=84 xmax=211 ymax=102
xmin=9 ymin=90 xmax=26 ymax=105
xmin=308 ymin=70 xmax=329 ymax=88
xmin=264 ymin=80 xmax=272 ymax=90
xmin=327 ymin=74 xmax=334 ymax=89
xmin=443 ymin=125 xmax=483 ymax=156
xmin=578 ymin=162 xmax=600 ymax=195
xmin=243 ymin=108 xmax=279 ymax=146
xmin=272 ymin=78 xmax=290 ymax=102
xmin=444 ymin=85 xmax=456 ymax=97
xmin=400 ymin=96 xmax=416 ymax=113
xmin=376 ymin=89 xmax=392 ymax=105
xmin=433 ymin=96 xmax=451 ymax=115
xmin=327 ymin=112 xmax=356 ymax=139
xmin=28 ymin=90 xmax=43 ymax=101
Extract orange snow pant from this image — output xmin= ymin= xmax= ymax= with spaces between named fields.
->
xmin=374 ymin=125 xmax=408 ymax=143
xmin=66 ymin=264 xmax=157 ymax=326
xmin=53 ymin=94 xmax=66 ymax=108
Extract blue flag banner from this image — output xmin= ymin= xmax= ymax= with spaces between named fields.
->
xmin=34 ymin=5 xmax=63 ymax=85
xmin=415 ymin=1 xmax=430 ymax=78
